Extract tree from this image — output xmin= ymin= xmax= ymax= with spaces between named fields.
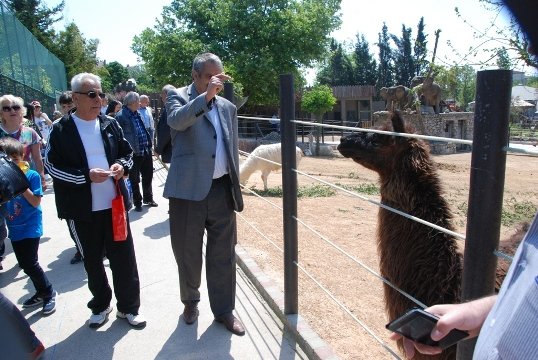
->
xmin=376 ymin=23 xmax=394 ymax=90
xmin=452 ymin=2 xmax=537 ymax=69
xmin=7 ymin=0 xmax=64 ymax=52
xmin=527 ymin=76 xmax=538 ymax=87
xmin=391 ymin=25 xmax=414 ymax=87
xmin=132 ymin=0 xmax=341 ymax=106
xmin=316 ymin=39 xmax=355 ymax=86
xmin=128 ymin=65 xmax=158 ymax=94
xmin=301 ymin=84 xmax=336 ymax=155
xmin=104 ymin=61 xmax=129 ymax=93
xmin=436 ymin=64 xmax=476 ymax=109
xmin=413 ymin=17 xmax=429 ymax=76
xmin=353 ymin=34 xmax=377 ymax=85
xmin=496 ymin=47 xmax=512 ymax=69
xmin=54 ymin=23 xmax=98 ymax=83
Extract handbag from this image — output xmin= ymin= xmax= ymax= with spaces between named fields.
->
xmin=0 ymin=151 xmax=30 ymax=204
xmin=112 ymin=179 xmax=128 ymax=241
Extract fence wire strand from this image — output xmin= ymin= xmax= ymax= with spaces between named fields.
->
xmin=293 ymin=260 xmax=402 ymax=359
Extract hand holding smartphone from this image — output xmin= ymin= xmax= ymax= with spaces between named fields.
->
xmin=386 ymin=307 xmax=469 ymax=349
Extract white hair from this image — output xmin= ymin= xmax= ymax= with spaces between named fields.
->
xmin=71 ymin=73 xmax=101 ymax=92
xmin=123 ymin=91 xmax=140 ymax=105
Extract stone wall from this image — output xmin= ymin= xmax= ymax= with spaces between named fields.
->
xmin=372 ymin=111 xmax=474 ymax=154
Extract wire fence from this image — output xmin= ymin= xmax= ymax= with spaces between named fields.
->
xmin=151 ymin=71 xmax=535 ymax=359
xmin=0 ymin=0 xmax=67 ymax=111
xmin=235 ymin=103 xmax=537 ymax=358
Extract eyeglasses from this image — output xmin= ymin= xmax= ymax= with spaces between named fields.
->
xmin=2 ymin=105 xmax=22 ymax=112
xmin=74 ymin=91 xmax=106 ymax=99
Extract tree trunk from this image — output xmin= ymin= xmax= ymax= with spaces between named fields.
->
xmin=313 ymin=114 xmax=321 ymax=156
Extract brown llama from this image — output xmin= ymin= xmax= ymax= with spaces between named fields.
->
xmin=337 ymin=112 xmax=463 ymax=360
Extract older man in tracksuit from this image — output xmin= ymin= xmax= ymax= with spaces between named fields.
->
xmin=45 ymin=72 xmax=145 ymax=329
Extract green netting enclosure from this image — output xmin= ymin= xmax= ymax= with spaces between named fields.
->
xmin=0 ymin=0 xmax=66 ymax=112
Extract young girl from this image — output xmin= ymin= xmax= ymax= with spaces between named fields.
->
xmin=0 ymin=137 xmax=56 ymax=315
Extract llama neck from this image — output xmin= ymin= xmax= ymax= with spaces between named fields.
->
xmin=380 ymin=154 xmax=447 ymax=214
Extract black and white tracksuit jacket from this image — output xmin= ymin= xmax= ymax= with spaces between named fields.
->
xmin=44 ymin=114 xmax=133 ymax=222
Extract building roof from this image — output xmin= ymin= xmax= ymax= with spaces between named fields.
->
xmin=332 ymin=85 xmax=376 ymax=99
xmin=512 ymin=85 xmax=538 ymax=101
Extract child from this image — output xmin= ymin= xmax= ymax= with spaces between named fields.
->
xmin=0 ymin=137 xmax=56 ymax=315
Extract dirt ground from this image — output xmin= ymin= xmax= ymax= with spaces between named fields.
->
xmin=236 ymin=149 xmax=538 ymax=359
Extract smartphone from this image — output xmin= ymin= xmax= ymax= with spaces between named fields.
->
xmin=386 ymin=308 xmax=469 ymax=349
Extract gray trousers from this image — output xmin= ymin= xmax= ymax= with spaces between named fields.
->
xmin=169 ymin=175 xmax=237 ymax=317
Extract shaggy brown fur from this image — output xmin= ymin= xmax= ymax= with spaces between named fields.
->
xmin=337 ymin=112 xmax=462 ymax=360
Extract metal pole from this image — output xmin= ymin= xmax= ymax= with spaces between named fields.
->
xmin=280 ymin=74 xmax=298 ymax=314
xmin=457 ymin=69 xmax=512 ymax=359
xmin=223 ymin=82 xmax=234 ymax=104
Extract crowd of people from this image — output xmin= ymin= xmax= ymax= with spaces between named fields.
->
xmin=0 ymin=52 xmax=247 ymax=359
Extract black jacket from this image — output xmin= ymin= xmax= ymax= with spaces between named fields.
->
xmin=155 ymin=109 xmax=172 ymax=163
xmin=44 ymin=114 xmax=133 ymax=221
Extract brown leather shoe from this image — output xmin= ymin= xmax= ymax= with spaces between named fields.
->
xmin=183 ymin=303 xmax=199 ymax=325
xmin=215 ymin=313 xmax=245 ymax=336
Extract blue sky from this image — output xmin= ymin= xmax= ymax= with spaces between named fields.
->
xmin=45 ymin=0 xmax=532 ymax=76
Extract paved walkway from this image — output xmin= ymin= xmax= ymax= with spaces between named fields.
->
xmin=0 ymin=164 xmax=308 ymax=360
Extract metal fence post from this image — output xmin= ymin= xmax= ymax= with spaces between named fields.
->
xmin=457 ymin=69 xmax=512 ymax=359
xmin=280 ymin=74 xmax=298 ymax=314
xmin=223 ymin=82 xmax=234 ymax=104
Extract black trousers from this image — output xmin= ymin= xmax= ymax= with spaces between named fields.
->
xmin=66 ymin=219 xmax=82 ymax=256
xmin=169 ymin=175 xmax=237 ymax=317
xmin=71 ymin=210 xmax=141 ymax=315
xmin=130 ymin=153 xmax=154 ymax=206
xmin=11 ymin=238 xmax=53 ymax=299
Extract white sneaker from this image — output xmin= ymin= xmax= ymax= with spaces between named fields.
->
xmin=88 ymin=306 xmax=112 ymax=328
xmin=116 ymin=311 xmax=147 ymax=328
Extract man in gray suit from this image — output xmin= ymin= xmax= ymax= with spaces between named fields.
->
xmin=165 ymin=53 xmax=245 ymax=336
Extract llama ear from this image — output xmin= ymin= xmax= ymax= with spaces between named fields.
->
xmin=390 ymin=111 xmax=406 ymax=133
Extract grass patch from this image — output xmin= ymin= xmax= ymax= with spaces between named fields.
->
xmin=457 ymin=198 xmax=536 ymax=227
xmin=336 ymin=182 xmax=380 ymax=195
xmin=501 ymin=199 xmax=537 ymax=226
xmin=255 ymin=184 xmax=336 ymax=198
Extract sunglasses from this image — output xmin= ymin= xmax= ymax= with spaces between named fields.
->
xmin=2 ymin=105 xmax=22 ymax=112
xmin=74 ymin=91 xmax=106 ymax=99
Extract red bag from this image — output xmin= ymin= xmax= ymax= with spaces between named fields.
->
xmin=112 ymin=179 xmax=128 ymax=241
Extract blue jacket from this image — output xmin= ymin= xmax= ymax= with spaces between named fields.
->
xmin=115 ymin=107 xmax=152 ymax=155
xmin=5 ymin=170 xmax=42 ymax=241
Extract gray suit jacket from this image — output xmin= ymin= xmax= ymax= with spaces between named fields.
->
xmin=164 ymin=84 xmax=243 ymax=212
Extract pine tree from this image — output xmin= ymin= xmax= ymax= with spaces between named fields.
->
xmin=317 ymin=39 xmax=354 ymax=86
xmin=376 ymin=23 xmax=394 ymax=89
xmin=391 ymin=25 xmax=414 ymax=87
xmin=353 ymin=33 xmax=377 ymax=85
xmin=496 ymin=47 xmax=512 ymax=69
xmin=414 ymin=17 xmax=429 ymax=77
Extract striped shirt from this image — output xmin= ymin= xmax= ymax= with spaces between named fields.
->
xmin=473 ymin=211 xmax=538 ymax=359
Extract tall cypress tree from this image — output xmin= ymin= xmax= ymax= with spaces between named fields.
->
xmin=376 ymin=23 xmax=394 ymax=89
xmin=414 ymin=17 xmax=429 ymax=77
xmin=353 ymin=33 xmax=377 ymax=85
xmin=391 ymin=25 xmax=414 ymax=87
xmin=317 ymin=39 xmax=354 ymax=86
